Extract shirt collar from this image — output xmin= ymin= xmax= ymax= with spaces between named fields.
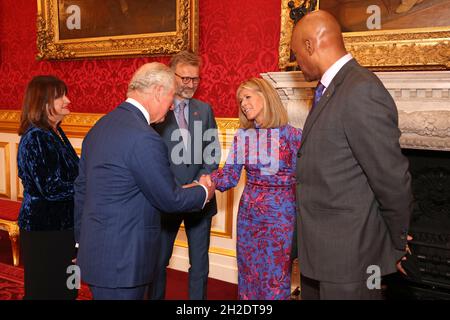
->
xmin=174 ymin=98 xmax=189 ymax=113
xmin=320 ymin=53 xmax=353 ymax=89
xmin=126 ymin=97 xmax=150 ymax=124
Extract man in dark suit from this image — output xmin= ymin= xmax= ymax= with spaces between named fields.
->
xmin=74 ymin=62 xmax=215 ymax=300
xmin=290 ymin=11 xmax=413 ymax=299
xmin=151 ymin=51 xmax=221 ymax=300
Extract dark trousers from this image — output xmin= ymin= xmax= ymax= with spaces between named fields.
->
xmin=21 ymin=230 xmax=78 ymax=300
xmin=90 ymin=285 xmax=146 ymax=300
xmin=300 ymin=274 xmax=383 ymax=300
xmin=151 ymin=213 xmax=212 ymax=300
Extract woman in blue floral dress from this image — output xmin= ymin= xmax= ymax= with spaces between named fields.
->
xmin=211 ymin=78 xmax=302 ymax=300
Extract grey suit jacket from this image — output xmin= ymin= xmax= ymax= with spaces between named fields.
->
xmin=153 ymin=98 xmax=220 ymax=217
xmin=296 ymin=59 xmax=413 ymax=283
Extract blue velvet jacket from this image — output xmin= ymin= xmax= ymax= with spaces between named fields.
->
xmin=17 ymin=125 xmax=79 ymax=231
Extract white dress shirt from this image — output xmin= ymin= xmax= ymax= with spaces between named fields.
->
xmin=126 ymin=97 xmax=150 ymax=124
xmin=320 ymin=53 xmax=353 ymax=90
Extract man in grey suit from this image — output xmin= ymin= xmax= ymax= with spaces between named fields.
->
xmin=151 ymin=51 xmax=221 ymax=300
xmin=290 ymin=11 xmax=414 ymax=299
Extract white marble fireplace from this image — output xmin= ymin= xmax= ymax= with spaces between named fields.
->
xmin=261 ymin=71 xmax=450 ymax=151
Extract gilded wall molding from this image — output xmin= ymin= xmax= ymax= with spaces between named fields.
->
xmin=216 ymin=118 xmax=240 ymax=131
xmin=0 ymin=111 xmax=21 ymax=134
xmin=345 ymin=30 xmax=450 ymax=71
xmin=0 ymin=110 xmax=103 ymax=138
xmin=0 ymin=110 xmax=238 ymax=139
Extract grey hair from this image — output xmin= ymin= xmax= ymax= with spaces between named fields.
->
xmin=127 ymin=62 xmax=175 ymax=96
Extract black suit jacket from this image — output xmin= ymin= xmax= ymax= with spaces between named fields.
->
xmin=153 ymin=98 xmax=220 ymax=217
xmin=296 ymin=59 xmax=413 ymax=283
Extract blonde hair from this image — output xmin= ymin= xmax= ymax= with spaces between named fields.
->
xmin=237 ymin=78 xmax=288 ymax=129
xmin=127 ymin=62 xmax=175 ymax=96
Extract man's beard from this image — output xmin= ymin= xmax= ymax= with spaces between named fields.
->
xmin=177 ymin=87 xmax=196 ymax=99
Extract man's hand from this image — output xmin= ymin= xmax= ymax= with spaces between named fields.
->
xmin=182 ymin=182 xmax=198 ymax=188
xmin=396 ymin=235 xmax=413 ymax=276
xmin=199 ymin=174 xmax=215 ymax=201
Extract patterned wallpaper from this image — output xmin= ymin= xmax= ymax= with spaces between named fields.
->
xmin=0 ymin=0 xmax=281 ymax=117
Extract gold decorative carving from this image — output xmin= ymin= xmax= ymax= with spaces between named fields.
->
xmin=0 ymin=111 xmax=20 ymax=122
xmin=0 ymin=110 xmax=21 ymax=135
xmin=0 ymin=218 xmax=20 ymax=266
xmin=36 ymin=0 xmax=199 ymax=60
xmin=216 ymin=118 xmax=240 ymax=131
xmin=60 ymin=113 xmax=104 ymax=138
xmin=279 ymin=0 xmax=450 ymax=70
xmin=0 ymin=110 xmax=239 ymax=141
xmin=345 ymin=30 xmax=450 ymax=71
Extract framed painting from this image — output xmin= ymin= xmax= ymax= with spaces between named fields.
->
xmin=37 ymin=0 xmax=199 ymax=60
xmin=279 ymin=0 xmax=450 ymax=70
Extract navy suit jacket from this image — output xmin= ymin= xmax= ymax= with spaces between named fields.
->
xmin=153 ymin=98 xmax=220 ymax=217
xmin=74 ymin=102 xmax=206 ymax=288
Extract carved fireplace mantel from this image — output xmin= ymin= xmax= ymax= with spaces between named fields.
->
xmin=261 ymin=71 xmax=450 ymax=151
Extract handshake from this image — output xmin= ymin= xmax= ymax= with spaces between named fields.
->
xmin=183 ymin=174 xmax=216 ymax=202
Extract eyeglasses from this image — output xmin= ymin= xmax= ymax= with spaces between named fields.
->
xmin=175 ymin=73 xmax=200 ymax=85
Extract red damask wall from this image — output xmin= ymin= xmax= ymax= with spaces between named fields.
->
xmin=0 ymin=0 xmax=281 ymax=117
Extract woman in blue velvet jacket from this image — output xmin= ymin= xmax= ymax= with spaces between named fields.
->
xmin=17 ymin=75 xmax=79 ymax=300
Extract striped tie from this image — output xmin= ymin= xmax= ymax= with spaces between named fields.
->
xmin=177 ymin=102 xmax=188 ymax=130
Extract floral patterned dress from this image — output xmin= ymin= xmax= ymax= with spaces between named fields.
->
xmin=211 ymin=124 xmax=302 ymax=300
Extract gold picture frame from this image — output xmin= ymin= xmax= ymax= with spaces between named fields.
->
xmin=279 ymin=0 xmax=450 ymax=70
xmin=37 ymin=0 xmax=199 ymax=60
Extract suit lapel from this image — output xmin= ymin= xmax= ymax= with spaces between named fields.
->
xmin=187 ymin=100 xmax=201 ymax=159
xmin=166 ymin=110 xmax=180 ymax=133
xmin=300 ymin=83 xmax=336 ymax=148
xmin=187 ymin=100 xmax=196 ymax=133
xmin=299 ymin=59 xmax=357 ymax=151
